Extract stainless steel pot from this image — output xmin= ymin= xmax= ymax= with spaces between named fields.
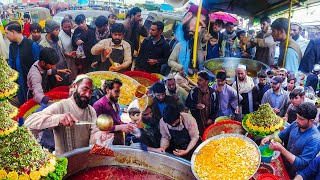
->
xmin=59 ymin=146 xmax=195 ymax=180
xmin=203 ymin=58 xmax=270 ymax=83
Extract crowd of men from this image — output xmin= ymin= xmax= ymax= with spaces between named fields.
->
xmin=2 ymin=4 xmax=320 ymax=179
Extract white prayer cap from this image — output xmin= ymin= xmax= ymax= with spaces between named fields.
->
xmin=313 ymin=64 xmax=320 ymax=72
xmin=279 ymin=68 xmax=287 ymax=73
xmin=72 ymin=74 xmax=90 ymax=85
xmin=237 ymin=64 xmax=247 ymax=70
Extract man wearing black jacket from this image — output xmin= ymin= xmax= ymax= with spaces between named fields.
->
xmin=72 ymin=14 xmax=99 ymax=73
xmin=136 ymin=21 xmax=171 ymax=74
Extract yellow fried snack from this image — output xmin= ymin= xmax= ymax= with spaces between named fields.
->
xmin=88 ymin=73 xmax=147 ymax=109
xmin=194 ymin=137 xmax=260 ymax=180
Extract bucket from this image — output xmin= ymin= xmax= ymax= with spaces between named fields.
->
xmin=259 ymin=144 xmax=274 ymax=163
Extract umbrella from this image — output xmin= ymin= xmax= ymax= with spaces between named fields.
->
xmin=209 ymin=11 xmax=238 ymax=24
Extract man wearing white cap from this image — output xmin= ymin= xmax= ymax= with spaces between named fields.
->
xmin=232 ymin=64 xmax=254 ymax=115
xmin=291 ymin=22 xmax=309 ymax=56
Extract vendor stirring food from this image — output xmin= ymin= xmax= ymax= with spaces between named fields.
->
xmin=25 ymin=75 xmax=109 ymax=156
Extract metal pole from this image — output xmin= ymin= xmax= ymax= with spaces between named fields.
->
xmin=192 ymin=0 xmax=203 ymax=68
xmin=282 ymin=0 xmax=293 ymax=68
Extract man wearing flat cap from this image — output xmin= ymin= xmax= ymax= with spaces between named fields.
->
xmin=40 ymin=20 xmax=70 ymax=86
xmin=186 ymin=71 xmax=219 ymax=136
xmin=262 ymin=76 xmax=290 ymax=117
xmin=232 ymin=64 xmax=255 ymax=116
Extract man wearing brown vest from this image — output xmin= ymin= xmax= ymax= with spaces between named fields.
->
xmin=271 ymin=18 xmax=302 ymax=72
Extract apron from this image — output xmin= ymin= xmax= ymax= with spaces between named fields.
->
xmin=168 ymin=120 xmax=202 ymax=160
xmin=97 ymin=43 xmax=126 ymax=72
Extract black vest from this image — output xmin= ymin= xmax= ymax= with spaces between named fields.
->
xmin=9 ymin=38 xmax=36 ymax=84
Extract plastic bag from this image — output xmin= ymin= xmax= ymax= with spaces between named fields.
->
xmin=76 ymin=44 xmax=86 ymax=59
xmin=90 ymin=133 xmax=115 ymax=156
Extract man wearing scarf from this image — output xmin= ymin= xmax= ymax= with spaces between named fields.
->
xmin=232 ymin=64 xmax=254 ymax=116
xmin=168 ymin=4 xmax=209 ymax=74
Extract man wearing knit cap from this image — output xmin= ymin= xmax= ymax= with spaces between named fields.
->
xmin=232 ymin=64 xmax=255 ymax=116
xmin=150 ymin=82 xmax=180 ymax=123
xmin=40 ymin=20 xmax=69 ymax=86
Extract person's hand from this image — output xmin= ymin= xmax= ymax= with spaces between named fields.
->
xmin=241 ymin=36 xmax=251 ymax=44
xmin=269 ymin=140 xmax=285 ymax=152
xmin=58 ymin=69 xmax=71 ymax=74
xmin=229 ymin=39 xmax=234 ymax=45
xmin=147 ymin=59 xmax=158 ymax=65
xmin=153 ymin=147 xmax=165 ymax=153
xmin=55 ymin=75 xmax=63 ymax=82
xmin=76 ymin=39 xmax=84 ymax=46
xmin=203 ymin=33 xmax=212 ymax=42
xmin=260 ymin=136 xmax=271 ymax=146
xmin=173 ymin=149 xmax=188 ymax=157
xmin=91 ymin=61 xmax=98 ymax=68
xmin=235 ymin=108 xmax=240 ymax=114
xmin=59 ymin=113 xmax=78 ymax=126
xmin=196 ymin=103 xmax=205 ymax=110
xmin=65 ymin=51 xmax=77 ymax=58
xmin=273 ymin=108 xmax=280 ymax=114
xmin=118 ymin=124 xmax=134 ymax=133
xmin=109 ymin=63 xmax=121 ymax=72
xmin=47 ymin=100 xmax=54 ymax=104
xmin=206 ymin=119 xmax=213 ymax=125
xmin=282 ymin=117 xmax=288 ymax=122
xmin=103 ymin=47 xmax=112 ymax=58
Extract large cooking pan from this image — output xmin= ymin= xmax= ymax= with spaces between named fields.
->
xmin=59 ymin=146 xmax=195 ymax=180
xmin=203 ymin=58 xmax=270 ymax=83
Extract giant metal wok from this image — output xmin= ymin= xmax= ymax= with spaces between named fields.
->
xmin=59 ymin=146 xmax=195 ymax=180
xmin=203 ymin=58 xmax=269 ymax=83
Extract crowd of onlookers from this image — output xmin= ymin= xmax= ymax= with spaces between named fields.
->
xmin=2 ymin=5 xmax=320 ymax=179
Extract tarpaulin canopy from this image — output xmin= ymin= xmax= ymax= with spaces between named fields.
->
xmin=202 ymin=0 xmax=318 ymax=18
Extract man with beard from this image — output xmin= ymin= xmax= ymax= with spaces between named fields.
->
xmin=136 ymin=21 xmax=171 ymax=74
xmin=93 ymin=78 xmax=134 ymax=145
xmin=6 ymin=21 xmax=40 ymax=106
xmin=186 ymin=71 xmax=219 ymax=136
xmin=72 ymin=14 xmax=99 ymax=73
xmin=261 ymin=76 xmax=290 ymax=117
xmin=40 ymin=20 xmax=69 ymax=86
xmin=221 ymin=22 xmax=238 ymax=57
xmin=168 ymin=5 xmax=209 ymax=74
xmin=123 ymin=7 xmax=148 ymax=56
xmin=95 ymin=15 xmax=110 ymax=42
xmin=271 ymin=18 xmax=302 ymax=72
xmin=25 ymin=76 xmax=109 ymax=156
xmin=165 ymin=75 xmax=188 ymax=110
xmin=261 ymin=102 xmax=320 ymax=178
xmin=159 ymin=104 xmax=201 ymax=160
xmin=27 ymin=47 xmax=70 ymax=104
xmin=212 ymin=71 xmax=242 ymax=117
xmin=252 ymin=72 xmax=271 ymax=111
xmin=243 ymin=16 xmax=276 ymax=66
xmin=232 ymin=65 xmax=255 ymax=116
xmin=91 ymin=23 xmax=132 ymax=72
xmin=59 ymin=18 xmax=78 ymax=82
xmin=291 ymin=22 xmax=309 ymax=56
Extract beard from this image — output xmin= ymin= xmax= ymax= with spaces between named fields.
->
xmin=73 ymin=91 xmax=90 ymax=109
xmin=292 ymin=34 xmax=299 ymax=41
xmin=168 ymin=88 xmax=176 ymax=94
xmin=64 ymin=30 xmax=72 ymax=36
xmin=112 ymin=39 xmax=121 ymax=45
xmin=238 ymin=77 xmax=245 ymax=81
xmin=182 ymin=23 xmax=194 ymax=41
xmin=109 ymin=94 xmax=118 ymax=103
xmin=50 ymin=34 xmax=59 ymax=43
xmin=272 ymin=86 xmax=280 ymax=92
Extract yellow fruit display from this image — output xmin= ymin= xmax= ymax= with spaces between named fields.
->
xmin=7 ymin=171 xmax=19 ymax=180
